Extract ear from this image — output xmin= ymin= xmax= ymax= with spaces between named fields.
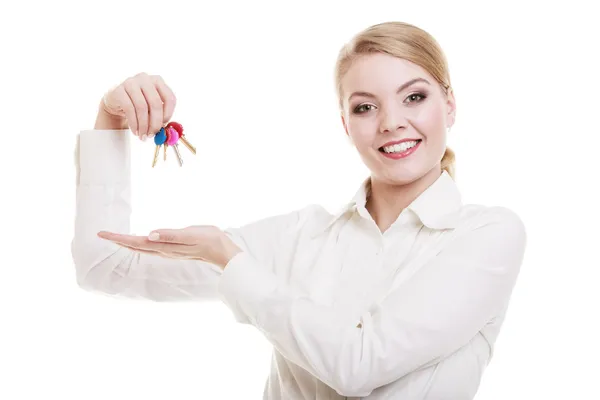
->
xmin=446 ymin=88 xmax=457 ymax=129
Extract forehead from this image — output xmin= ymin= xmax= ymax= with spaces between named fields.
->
xmin=342 ymin=52 xmax=431 ymax=94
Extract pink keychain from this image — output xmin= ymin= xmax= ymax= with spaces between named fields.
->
xmin=166 ymin=126 xmax=184 ymax=166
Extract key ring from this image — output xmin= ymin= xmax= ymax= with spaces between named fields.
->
xmin=151 ymin=121 xmax=196 ymax=167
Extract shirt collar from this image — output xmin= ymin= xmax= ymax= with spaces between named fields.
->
xmin=317 ymin=171 xmax=462 ymax=235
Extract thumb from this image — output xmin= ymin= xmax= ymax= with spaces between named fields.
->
xmin=148 ymin=229 xmax=195 ymax=244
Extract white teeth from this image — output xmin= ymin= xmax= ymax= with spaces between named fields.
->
xmin=382 ymin=140 xmax=419 ymax=153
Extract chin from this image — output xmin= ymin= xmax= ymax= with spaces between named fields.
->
xmin=372 ymin=159 xmax=439 ymax=186
xmin=386 ymin=172 xmax=424 ymax=186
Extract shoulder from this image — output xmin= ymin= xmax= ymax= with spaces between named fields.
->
xmin=292 ymin=203 xmax=336 ymax=232
xmin=451 ymin=203 xmax=527 ymax=261
xmin=456 ymin=203 xmax=526 ymax=236
xmin=298 ymin=203 xmax=335 ymax=221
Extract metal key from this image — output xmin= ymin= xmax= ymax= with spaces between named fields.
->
xmin=152 ymin=127 xmax=167 ymax=167
xmin=179 ymin=134 xmax=196 ymax=155
xmin=166 ymin=126 xmax=184 ymax=166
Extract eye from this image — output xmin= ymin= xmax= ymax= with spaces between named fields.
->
xmin=353 ymin=103 xmax=376 ymax=114
xmin=405 ymin=92 xmax=427 ymax=104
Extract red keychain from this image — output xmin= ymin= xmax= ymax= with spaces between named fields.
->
xmin=152 ymin=122 xmax=196 ymax=167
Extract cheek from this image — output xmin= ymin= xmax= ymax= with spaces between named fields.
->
xmin=346 ymin=116 xmax=377 ymax=145
xmin=410 ymin=103 xmax=447 ymax=139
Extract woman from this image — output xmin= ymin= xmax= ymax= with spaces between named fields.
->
xmin=72 ymin=21 xmax=526 ymax=399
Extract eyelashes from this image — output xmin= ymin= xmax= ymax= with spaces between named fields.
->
xmin=354 ymin=104 xmax=376 ymax=114
xmin=406 ymin=92 xmax=427 ymax=104
xmin=352 ymin=92 xmax=428 ymax=114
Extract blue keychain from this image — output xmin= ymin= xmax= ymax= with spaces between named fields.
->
xmin=152 ymin=127 xmax=168 ymax=167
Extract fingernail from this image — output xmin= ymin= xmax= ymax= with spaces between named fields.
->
xmin=148 ymin=232 xmax=160 ymax=241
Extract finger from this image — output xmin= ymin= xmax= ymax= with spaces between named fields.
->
xmin=113 ymin=86 xmax=138 ymax=135
xmin=106 ymin=236 xmax=158 ymax=252
xmin=139 ymin=77 xmax=164 ymax=137
xmin=147 ymin=229 xmax=195 ymax=245
xmin=116 ymin=242 xmax=162 ymax=256
xmin=98 ymin=231 xmax=185 ymax=255
xmin=98 ymin=231 xmax=121 ymax=241
xmin=151 ymin=75 xmax=176 ymax=124
xmin=114 ymin=239 xmax=191 ymax=259
xmin=123 ymin=79 xmax=148 ymax=139
xmin=98 ymin=231 xmax=150 ymax=248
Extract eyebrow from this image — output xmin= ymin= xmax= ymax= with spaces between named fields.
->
xmin=348 ymin=77 xmax=431 ymax=102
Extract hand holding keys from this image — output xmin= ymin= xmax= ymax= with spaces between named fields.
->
xmin=151 ymin=121 xmax=196 ymax=168
xmin=97 ymin=72 xmax=196 ymax=167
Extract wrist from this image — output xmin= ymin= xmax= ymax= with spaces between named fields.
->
xmin=214 ymin=234 xmax=243 ymax=270
xmin=94 ymin=100 xmax=128 ymax=130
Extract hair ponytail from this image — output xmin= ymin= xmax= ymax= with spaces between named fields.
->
xmin=441 ymin=146 xmax=456 ymax=179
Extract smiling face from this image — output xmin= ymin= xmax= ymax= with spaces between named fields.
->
xmin=340 ymin=52 xmax=456 ymax=185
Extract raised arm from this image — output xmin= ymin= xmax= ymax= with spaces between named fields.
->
xmin=72 ymin=127 xmax=221 ymax=300
xmin=72 ymin=73 xmax=305 ymax=302
xmin=217 ymin=207 xmax=527 ymax=396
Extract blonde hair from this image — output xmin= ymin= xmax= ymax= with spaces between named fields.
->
xmin=334 ymin=21 xmax=456 ymax=179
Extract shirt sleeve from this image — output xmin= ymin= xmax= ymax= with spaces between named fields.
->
xmin=71 ymin=129 xmax=302 ymax=302
xmin=217 ymin=207 xmax=527 ymax=397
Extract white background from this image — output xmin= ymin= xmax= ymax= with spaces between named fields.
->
xmin=1 ymin=1 xmax=599 ymax=399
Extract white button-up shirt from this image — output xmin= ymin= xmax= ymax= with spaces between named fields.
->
xmin=72 ymin=130 xmax=527 ymax=399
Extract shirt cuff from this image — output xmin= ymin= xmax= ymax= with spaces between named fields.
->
xmin=77 ymin=129 xmax=131 ymax=184
xmin=217 ymin=251 xmax=280 ymax=325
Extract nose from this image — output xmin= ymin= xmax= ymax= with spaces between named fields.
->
xmin=379 ymin=107 xmax=407 ymax=134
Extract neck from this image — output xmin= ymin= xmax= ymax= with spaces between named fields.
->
xmin=366 ymin=165 xmax=443 ymax=232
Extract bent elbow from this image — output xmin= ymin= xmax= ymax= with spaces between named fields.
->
xmin=73 ymin=258 xmax=106 ymax=294
xmin=323 ymin=336 xmax=385 ymax=397
xmin=328 ymin=368 xmax=378 ymax=398
xmin=70 ymin=238 xmax=122 ymax=295
xmin=331 ymin=380 xmax=375 ymax=398
xmin=72 ymin=245 xmax=95 ymax=292
xmin=74 ymin=266 xmax=98 ymax=292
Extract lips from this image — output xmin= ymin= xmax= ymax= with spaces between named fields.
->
xmin=378 ymin=139 xmax=422 ymax=160
xmin=378 ymin=139 xmax=422 ymax=152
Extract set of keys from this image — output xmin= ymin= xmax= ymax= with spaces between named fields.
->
xmin=152 ymin=121 xmax=196 ymax=167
